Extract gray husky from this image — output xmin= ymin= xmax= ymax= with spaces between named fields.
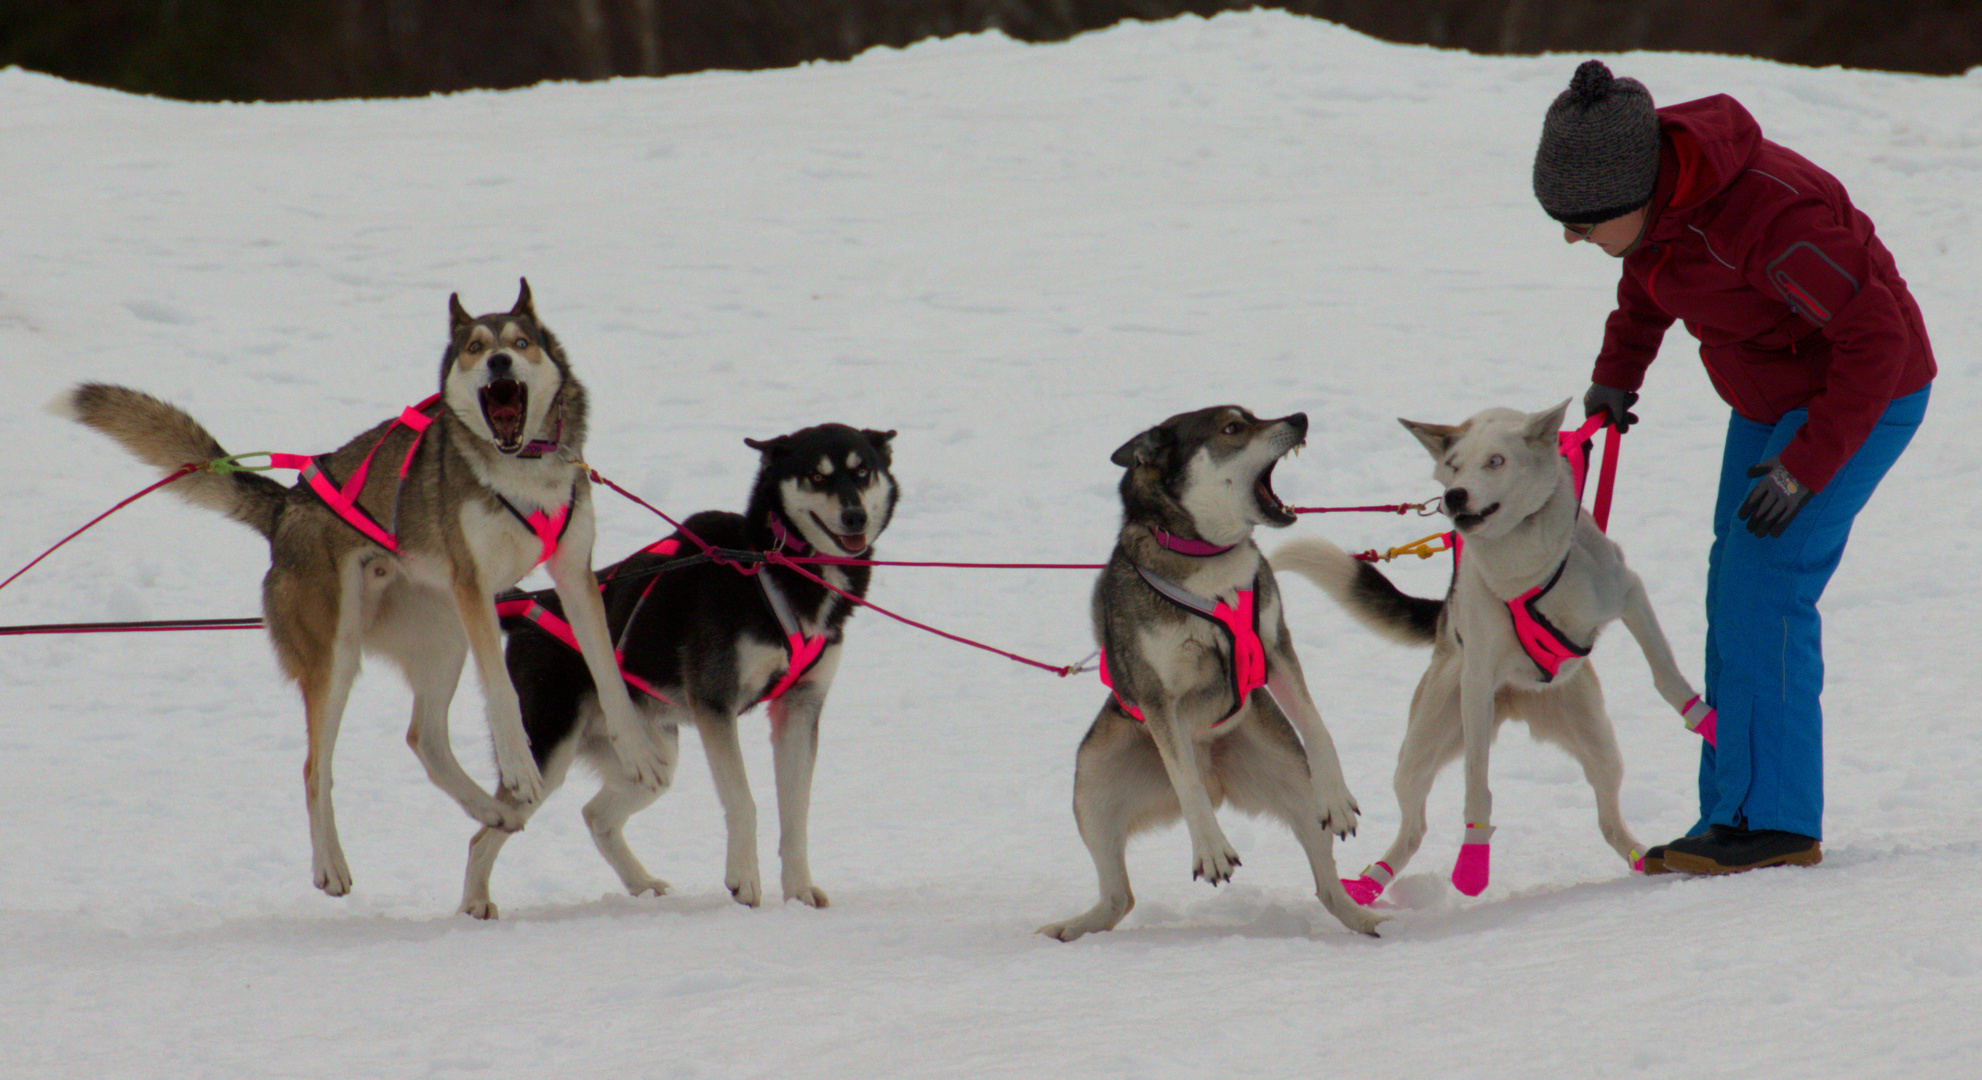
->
xmin=1039 ymin=405 xmax=1383 ymax=941
xmin=1272 ymin=400 xmax=1712 ymax=901
xmin=52 ymin=280 xmax=667 ymax=897
xmin=460 ymin=423 xmax=899 ymax=918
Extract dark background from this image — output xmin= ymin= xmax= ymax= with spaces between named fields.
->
xmin=3 ymin=0 xmax=1977 ymax=103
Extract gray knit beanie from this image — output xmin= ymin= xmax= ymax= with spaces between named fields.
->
xmin=1532 ymin=60 xmax=1661 ymax=224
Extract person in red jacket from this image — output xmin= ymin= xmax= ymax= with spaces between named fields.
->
xmin=1533 ymin=60 xmax=1934 ymax=875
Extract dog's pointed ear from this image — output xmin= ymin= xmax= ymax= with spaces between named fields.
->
xmin=1526 ymin=398 xmax=1573 ymax=445
xmin=511 ymin=278 xmax=536 ymax=321
xmin=448 ymin=292 xmax=472 ymax=333
xmin=744 ymin=434 xmax=791 ymax=457
xmin=861 ymin=429 xmax=897 ymax=449
xmin=1399 ymin=417 xmax=1463 ymax=460
xmin=1111 ymin=425 xmax=1170 ymax=469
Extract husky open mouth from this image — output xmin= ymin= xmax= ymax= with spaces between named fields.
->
xmin=1452 ymin=503 xmax=1500 ymax=532
xmin=810 ymin=512 xmax=870 ymax=556
xmin=479 ymin=378 xmax=529 ymax=453
xmin=1256 ymin=452 xmax=1298 ymax=526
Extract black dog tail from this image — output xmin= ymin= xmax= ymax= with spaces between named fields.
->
xmin=52 ymin=383 xmax=288 ymax=540
xmin=1270 ymin=537 xmax=1441 ymax=647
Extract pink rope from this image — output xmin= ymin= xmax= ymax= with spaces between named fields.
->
xmin=588 ymin=468 xmax=1091 ymax=677
xmin=0 ymin=463 xmax=199 ymax=596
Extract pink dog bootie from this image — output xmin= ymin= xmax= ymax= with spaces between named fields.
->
xmin=1681 ymin=695 xmax=1718 ymax=746
xmin=1342 ymin=861 xmax=1394 ymax=906
xmin=1451 ymin=824 xmax=1494 ymax=896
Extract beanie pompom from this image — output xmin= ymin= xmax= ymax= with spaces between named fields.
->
xmin=1532 ymin=59 xmax=1662 ymax=224
xmin=1565 ymin=60 xmax=1616 ymax=109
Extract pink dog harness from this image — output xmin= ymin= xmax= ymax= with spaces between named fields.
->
xmin=1445 ymin=416 xmax=1617 ymax=683
xmin=270 ymin=393 xmax=572 ymax=565
xmin=495 ymin=521 xmax=829 ymax=707
xmin=1099 ymin=563 xmax=1266 ymax=726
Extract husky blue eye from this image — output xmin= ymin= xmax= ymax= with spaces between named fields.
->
xmin=513 ymin=337 xmax=531 ymax=350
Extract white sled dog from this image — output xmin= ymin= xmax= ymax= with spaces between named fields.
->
xmin=1039 ymin=405 xmax=1383 ymax=941
xmin=1272 ymin=399 xmax=1712 ymax=901
xmin=53 ymin=280 xmax=668 ymax=897
xmin=460 ymin=423 xmax=899 ymax=918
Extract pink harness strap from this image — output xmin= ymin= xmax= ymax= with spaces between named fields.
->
xmin=500 ymin=529 xmax=827 ymax=711
xmin=495 ymin=596 xmax=673 ymax=703
xmin=270 ymin=394 xmax=570 ymax=568
xmin=1509 ymin=559 xmax=1590 ymax=680
xmin=1100 ymin=567 xmax=1265 ymax=726
xmin=268 ymin=395 xmax=439 ymax=554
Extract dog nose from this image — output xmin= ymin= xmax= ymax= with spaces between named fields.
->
xmin=1287 ymin=412 xmax=1309 ymax=435
xmin=1444 ymin=488 xmax=1470 ymax=514
xmin=840 ymin=507 xmax=868 ymax=532
xmin=487 ymin=353 xmax=513 ymax=378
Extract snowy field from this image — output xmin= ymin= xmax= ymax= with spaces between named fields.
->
xmin=3 ymin=12 xmax=1979 ymax=1078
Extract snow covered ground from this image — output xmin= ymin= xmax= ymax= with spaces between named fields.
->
xmin=3 ymin=13 xmax=1978 ymax=1078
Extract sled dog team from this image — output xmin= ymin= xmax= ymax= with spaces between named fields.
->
xmin=54 ymin=280 xmax=1716 ymax=939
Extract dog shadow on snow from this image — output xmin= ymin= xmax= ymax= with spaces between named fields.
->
xmin=1077 ymin=871 xmax=1670 ymax=947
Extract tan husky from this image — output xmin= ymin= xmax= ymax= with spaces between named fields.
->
xmin=53 ymin=280 xmax=668 ymax=897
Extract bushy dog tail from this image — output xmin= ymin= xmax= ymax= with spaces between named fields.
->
xmin=51 ymin=383 xmax=288 ymax=540
xmin=1270 ymin=536 xmax=1440 ymax=647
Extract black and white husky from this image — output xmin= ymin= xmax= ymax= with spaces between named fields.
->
xmin=459 ymin=423 xmax=898 ymax=918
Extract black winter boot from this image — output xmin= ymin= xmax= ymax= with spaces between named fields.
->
xmin=1661 ymin=825 xmax=1821 ymax=875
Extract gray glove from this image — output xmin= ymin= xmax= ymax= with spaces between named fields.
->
xmin=1738 ymin=458 xmax=1814 ymax=538
xmin=1583 ymin=383 xmax=1639 ymax=433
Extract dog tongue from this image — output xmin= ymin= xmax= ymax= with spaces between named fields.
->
xmin=482 ymin=380 xmax=526 ymax=444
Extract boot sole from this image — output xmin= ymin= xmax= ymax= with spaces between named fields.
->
xmin=1662 ymin=845 xmax=1822 ymax=875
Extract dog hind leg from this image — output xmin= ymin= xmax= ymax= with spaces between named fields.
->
xmin=1039 ymin=708 xmax=1185 ymax=942
xmin=1216 ymin=713 xmax=1384 ymax=936
xmin=459 ymin=737 xmax=577 ymax=918
xmin=581 ymin=730 xmax=679 ymax=900
xmin=1366 ymin=662 xmax=1466 ymax=894
xmin=1526 ymin=667 xmax=1644 ymax=868
xmin=381 ymin=599 xmax=526 ymax=832
xmin=297 ymin=652 xmax=360 ymax=897
xmin=268 ymin=558 xmax=364 ymax=897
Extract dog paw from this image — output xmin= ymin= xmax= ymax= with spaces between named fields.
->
xmin=1192 ymin=844 xmax=1242 ymax=886
xmin=496 ymin=758 xmax=546 ymax=807
xmin=464 ymin=796 xmax=528 ymax=833
xmin=626 ymin=877 xmax=671 ymax=899
xmin=1341 ymin=875 xmax=1385 ymax=906
xmin=786 ymin=884 xmax=830 ymax=909
xmin=608 ymin=730 xmax=674 ymax=792
xmin=1314 ymin=792 xmax=1362 ymax=840
xmin=1038 ymin=910 xmax=1117 ymax=942
xmin=1319 ymin=888 xmax=1385 ymax=937
xmin=1451 ymin=843 xmax=1491 ymax=896
xmin=314 ymin=860 xmax=353 ymax=897
xmin=728 ymin=873 xmax=763 ymax=908
xmin=459 ymin=899 xmax=499 ymax=920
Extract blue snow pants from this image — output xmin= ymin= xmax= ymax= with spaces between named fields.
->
xmin=1691 ymin=385 xmax=1930 ymax=840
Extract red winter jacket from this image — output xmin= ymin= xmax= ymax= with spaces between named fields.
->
xmin=1591 ymin=95 xmax=1935 ymax=491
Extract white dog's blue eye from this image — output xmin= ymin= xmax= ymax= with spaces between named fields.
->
xmin=1488 ymin=454 xmax=1505 ymax=468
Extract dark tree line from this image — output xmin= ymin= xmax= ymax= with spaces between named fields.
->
xmin=2 ymin=0 xmax=1976 ymax=102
